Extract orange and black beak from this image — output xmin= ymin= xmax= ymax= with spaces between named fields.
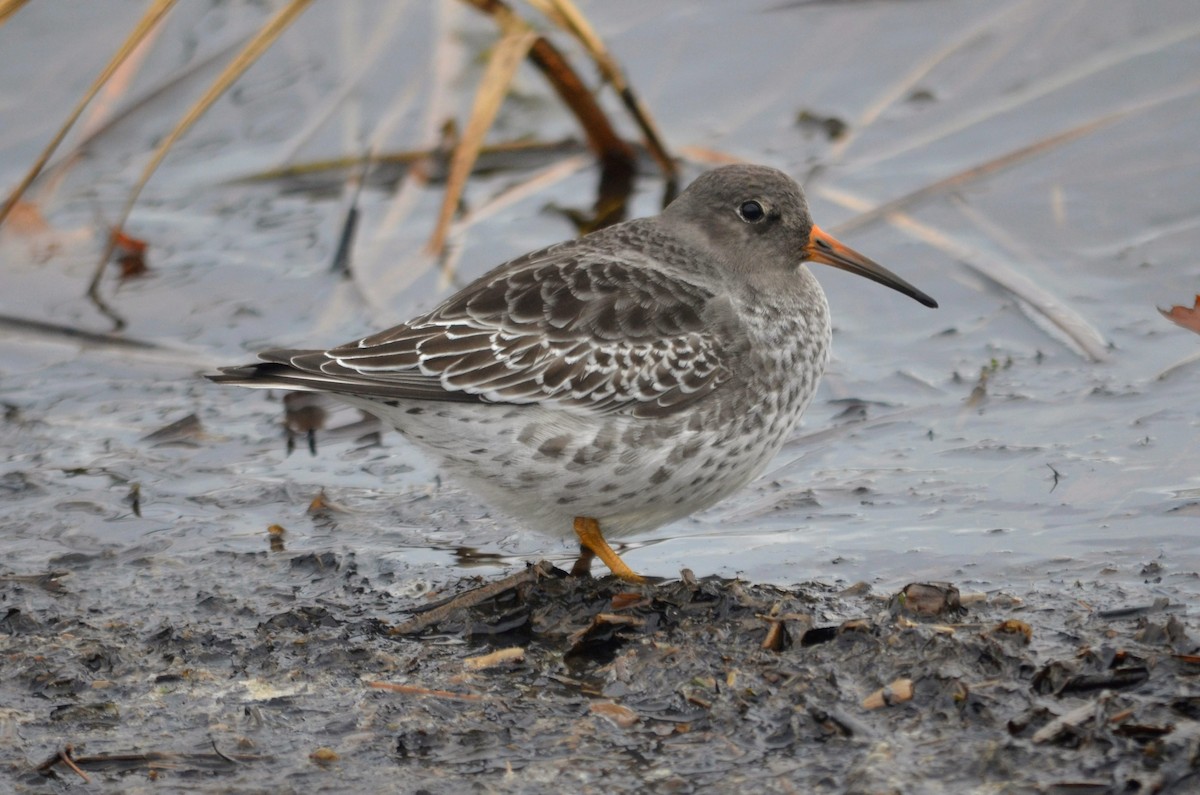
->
xmin=804 ymin=225 xmax=937 ymax=308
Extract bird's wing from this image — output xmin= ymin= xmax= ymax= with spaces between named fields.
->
xmin=227 ymin=245 xmax=733 ymax=418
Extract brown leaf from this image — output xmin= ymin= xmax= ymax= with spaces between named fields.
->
xmin=308 ymin=747 xmax=339 ymax=765
xmin=992 ymin=619 xmax=1033 ymax=643
xmin=110 ymin=227 xmax=149 ymax=278
xmin=589 ymin=701 xmax=638 ymax=728
xmin=1160 ymin=294 xmax=1200 ymax=335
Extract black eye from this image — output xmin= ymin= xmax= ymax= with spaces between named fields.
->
xmin=738 ymin=200 xmax=766 ymax=223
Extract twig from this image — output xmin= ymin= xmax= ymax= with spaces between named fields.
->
xmin=0 ymin=1 xmax=32 ymax=26
xmin=232 ymin=138 xmax=586 ymax=184
xmin=329 ymin=152 xmax=371 ymax=277
xmin=451 ymin=154 xmax=590 ymax=236
xmin=388 ymin=560 xmax=554 ymax=635
xmin=36 ymin=33 xmax=247 ymax=196
xmin=60 ymin=750 xmax=90 ymax=782
xmin=0 ymin=312 xmax=162 ymax=350
xmin=271 ymin=3 xmax=410 ymax=168
xmin=366 ymin=681 xmax=486 ymax=701
xmin=426 ymin=24 xmax=539 ymax=255
xmin=464 ymin=646 xmax=526 ymax=670
xmin=0 ymin=312 xmax=218 ymax=371
xmin=209 ymin=738 xmax=238 ymax=766
xmin=461 ymin=1 xmax=637 ymax=197
xmin=1047 ymin=464 xmax=1063 ymax=493
xmin=834 ymin=119 xmax=1115 ymax=237
xmin=37 ymin=748 xmax=259 ymax=777
xmin=1155 ymin=350 xmax=1200 ymax=382
xmin=1032 ymin=693 xmax=1110 ymax=744
xmin=528 ymin=0 xmax=676 ymax=184
xmin=433 ymin=0 xmax=655 ymax=253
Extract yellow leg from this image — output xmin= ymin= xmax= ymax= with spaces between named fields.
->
xmin=573 ymin=516 xmax=646 ymax=584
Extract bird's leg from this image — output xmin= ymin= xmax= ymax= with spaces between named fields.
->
xmin=572 ymin=516 xmax=646 ymax=584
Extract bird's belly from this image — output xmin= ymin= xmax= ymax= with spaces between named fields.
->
xmin=343 ymin=395 xmax=809 ymax=539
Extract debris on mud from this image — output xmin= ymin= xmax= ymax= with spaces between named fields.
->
xmin=5 ymin=551 xmax=1199 ymax=792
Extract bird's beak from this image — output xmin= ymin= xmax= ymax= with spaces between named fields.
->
xmin=804 ymin=225 xmax=938 ymax=308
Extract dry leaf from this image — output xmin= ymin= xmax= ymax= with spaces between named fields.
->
xmin=1160 ymin=295 xmax=1200 ymax=335
xmin=110 ymin=227 xmax=149 ymax=278
xmin=590 ymin=701 xmax=638 ymax=728
xmin=993 ymin=619 xmax=1033 ymax=643
xmin=464 ymin=647 xmax=525 ymax=670
xmin=309 ymin=747 xmax=339 ymax=765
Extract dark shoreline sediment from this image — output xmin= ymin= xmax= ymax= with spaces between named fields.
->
xmin=7 ymin=552 xmax=1198 ymax=793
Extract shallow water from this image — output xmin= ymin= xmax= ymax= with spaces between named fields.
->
xmin=2 ymin=0 xmax=1198 ymax=590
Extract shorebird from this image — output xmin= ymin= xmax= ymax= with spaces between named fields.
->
xmin=210 ymin=165 xmax=937 ymax=582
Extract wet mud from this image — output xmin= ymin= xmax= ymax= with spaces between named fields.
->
xmin=6 ymin=553 xmax=1199 ymax=792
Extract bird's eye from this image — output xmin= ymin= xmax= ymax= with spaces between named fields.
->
xmin=738 ymin=200 xmax=766 ymax=223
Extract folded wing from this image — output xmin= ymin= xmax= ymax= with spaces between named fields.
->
xmin=213 ymin=247 xmax=732 ymax=419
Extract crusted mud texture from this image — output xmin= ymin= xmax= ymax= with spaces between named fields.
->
xmin=4 ymin=551 xmax=1199 ymax=793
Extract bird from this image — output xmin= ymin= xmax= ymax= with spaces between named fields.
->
xmin=209 ymin=164 xmax=937 ymax=583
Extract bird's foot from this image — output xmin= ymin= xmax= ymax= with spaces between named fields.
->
xmin=573 ymin=516 xmax=647 ymax=584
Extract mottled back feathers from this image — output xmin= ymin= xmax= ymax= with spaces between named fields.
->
xmin=217 ymin=230 xmax=734 ymax=418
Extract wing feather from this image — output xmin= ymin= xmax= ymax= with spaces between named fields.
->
xmin=216 ymin=239 xmax=733 ymax=418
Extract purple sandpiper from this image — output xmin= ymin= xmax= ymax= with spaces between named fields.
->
xmin=210 ymin=165 xmax=937 ymax=582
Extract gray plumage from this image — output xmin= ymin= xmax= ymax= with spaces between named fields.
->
xmin=211 ymin=165 xmax=935 ymax=539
